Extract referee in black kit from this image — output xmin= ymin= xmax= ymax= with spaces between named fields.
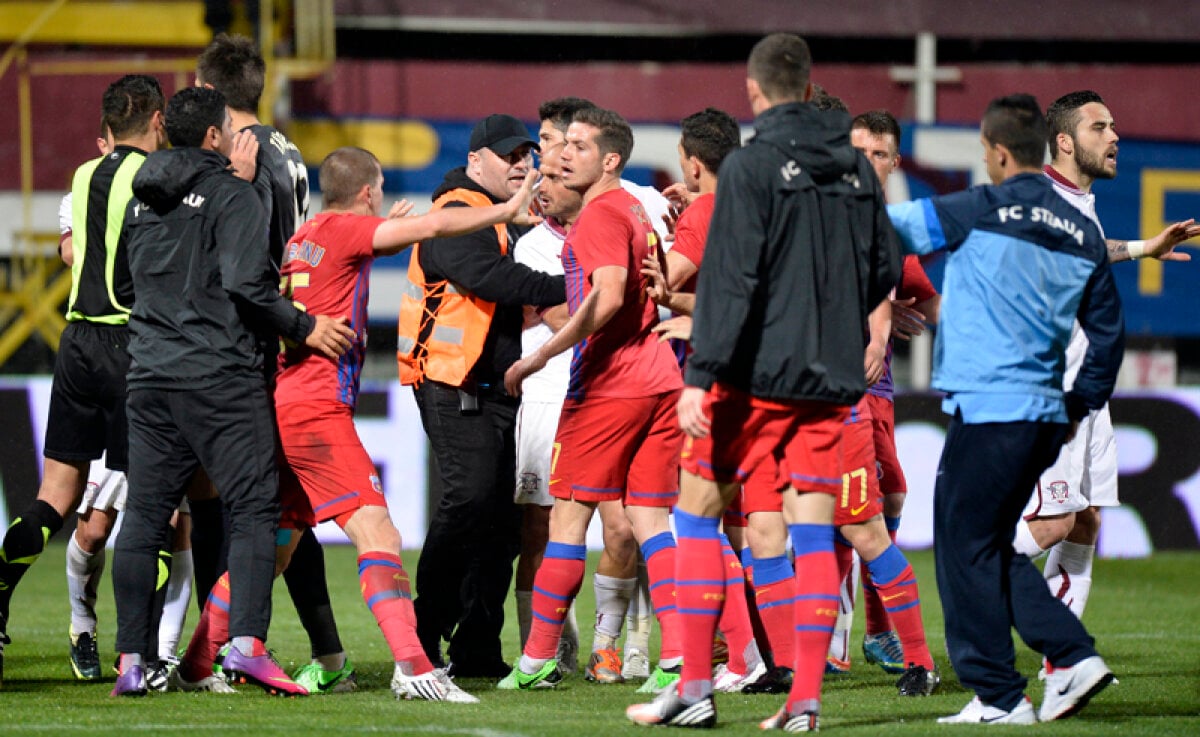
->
xmin=0 ymin=75 xmax=166 ymax=687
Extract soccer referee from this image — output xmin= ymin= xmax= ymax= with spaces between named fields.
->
xmin=0 ymin=75 xmax=166 ymax=688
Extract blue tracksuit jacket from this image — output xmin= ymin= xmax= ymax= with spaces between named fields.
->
xmin=887 ymin=172 xmax=1124 ymax=424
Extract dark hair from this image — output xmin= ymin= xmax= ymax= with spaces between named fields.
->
xmin=851 ymin=110 xmax=902 ymax=149
xmin=571 ymin=107 xmax=634 ymax=174
xmin=810 ymin=84 xmax=849 ymax=113
xmin=680 ymin=108 xmax=741 ymax=174
xmin=101 ymin=75 xmax=164 ymax=140
xmin=196 ymin=33 xmax=265 ymax=113
xmin=1045 ymin=90 xmax=1106 ymax=149
xmin=538 ymin=97 xmax=596 ymax=134
xmin=981 ymin=94 xmax=1048 ymax=169
xmin=747 ymin=33 xmax=812 ymax=103
xmin=164 ymin=87 xmax=228 ymax=148
xmin=319 ymin=147 xmax=381 ymax=208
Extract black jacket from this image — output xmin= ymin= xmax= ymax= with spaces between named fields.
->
xmin=125 ymin=147 xmax=315 ymax=389
xmin=246 ymin=123 xmax=308 ymax=269
xmin=686 ymin=102 xmax=901 ymax=404
xmin=418 ymin=167 xmax=566 ymax=386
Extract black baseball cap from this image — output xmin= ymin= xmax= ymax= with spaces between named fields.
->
xmin=469 ymin=114 xmax=539 ymax=156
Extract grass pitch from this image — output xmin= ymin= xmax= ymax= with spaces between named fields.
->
xmin=0 ymin=545 xmax=1196 ymax=736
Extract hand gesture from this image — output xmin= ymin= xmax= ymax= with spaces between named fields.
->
xmin=661 ymin=182 xmax=697 ymax=210
xmin=641 ymin=253 xmax=671 ymax=306
xmin=652 ymin=315 xmax=693 ymax=343
xmin=228 ymin=130 xmax=259 ymax=182
xmin=508 ymin=171 xmax=544 ymax=226
xmin=305 ymin=315 xmax=356 ymax=359
xmin=660 ymin=183 xmax=695 ymax=244
xmin=387 ymin=199 xmax=415 ymax=219
xmin=890 ymin=297 xmax=927 ymax=340
xmin=659 ymin=209 xmax=679 ymax=244
xmin=1144 ymin=219 xmax=1200 ymax=262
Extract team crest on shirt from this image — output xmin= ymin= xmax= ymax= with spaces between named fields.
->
xmin=630 ymin=203 xmax=651 ymax=228
xmin=515 ymin=472 xmax=540 ymax=503
xmin=1046 ymin=480 xmax=1070 ymax=503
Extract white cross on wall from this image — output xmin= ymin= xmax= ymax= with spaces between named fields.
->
xmin=889 ymin=32 xmax=963 ymax=124
xmin=888 ymin=33 xmax=962 ymax=389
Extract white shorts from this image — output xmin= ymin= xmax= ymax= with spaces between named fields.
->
xmin=76 ymin=461 xmax=190 ymax=516
xmin=1024 ymin=404 xmax=1119 ymax=518
xmin=77 ymin=465 xmax=128 ymax=514
xmin=514 ymin=399 xmax=563 ymax=507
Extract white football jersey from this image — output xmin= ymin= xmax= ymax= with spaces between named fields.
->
xmin=513 ymin=219 xmax=571 ymax=402
xmin=1045 ymin=166 xmax=1105 ymax=390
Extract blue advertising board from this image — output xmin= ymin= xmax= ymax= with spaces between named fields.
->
xmin=318 ymin=118 xmax=1200 ymax=334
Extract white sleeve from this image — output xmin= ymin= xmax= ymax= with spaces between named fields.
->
xmin=513 ymin=227 xmax=563 ymax=275
xmin=58 ymin=192 xmax=73 ymax=235
xmin=622 ymin=180 xmax=672 ymax=239
xmin=513 ymin=231 xmax=537 ymax=267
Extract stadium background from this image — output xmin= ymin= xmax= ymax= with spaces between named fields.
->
xmin=0 ymin=0 xmax=1198 ymax=554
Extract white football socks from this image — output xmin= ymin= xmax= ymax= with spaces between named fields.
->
xmin=1044 ymin=541 xmax=1095 ymax=619
xmin=158 ymin=548 xmax=193 ymax=661
xmin=624 ymin=563 xmax=653 ymax=658
xmin=66 ymin=533 xmax=104 ymax=636
xmin=828 ymin=555 xmax=859 ymax=664
xmin=592 ymin=574 xmax=636 ymax=651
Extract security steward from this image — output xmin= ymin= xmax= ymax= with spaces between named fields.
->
xmin=398 ymin=114 xmax=566 ymax=677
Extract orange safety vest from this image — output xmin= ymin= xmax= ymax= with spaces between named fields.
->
xmin=396 ymin=188 xmax=508 ymax=386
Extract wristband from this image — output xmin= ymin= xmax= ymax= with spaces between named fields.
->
xmin=1127 ymin=240 xmax=1146 ymax=259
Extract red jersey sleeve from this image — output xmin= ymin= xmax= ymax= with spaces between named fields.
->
xmin=340 ymin=214 xmax=386 ymax=260
xmin=669 ymin=193 xmax=713 ymax=271
xmin=897 ymin=254 xmax=937 ymax=302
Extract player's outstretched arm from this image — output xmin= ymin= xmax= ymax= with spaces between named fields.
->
xmin=503 ymin=264 xmax=626 ymax=395
xmin=1107 ymin=219 xmax=1200 ymax=263
xmin=387 ymin=199 xmax=415 ymax=219
xmin=887 ymin=197 xmax=967 ymax=257
xmin=372 ymin=171 xmax=542 ymax=255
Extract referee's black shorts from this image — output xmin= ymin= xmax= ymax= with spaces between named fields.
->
xmin=44 ymin=320 xmax=131 ymax=471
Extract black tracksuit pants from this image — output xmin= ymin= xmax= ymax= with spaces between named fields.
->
xmin=412 ymin=380 xmax=522 ymax=668
xmin=114 ymin=372 xmax=279 ymax=657
xmin=934 ymin=413 xmax=1098 ymax=711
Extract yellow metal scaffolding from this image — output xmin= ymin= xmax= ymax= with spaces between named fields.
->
xmin=0 ymin=0 xmax=334 ymax=367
